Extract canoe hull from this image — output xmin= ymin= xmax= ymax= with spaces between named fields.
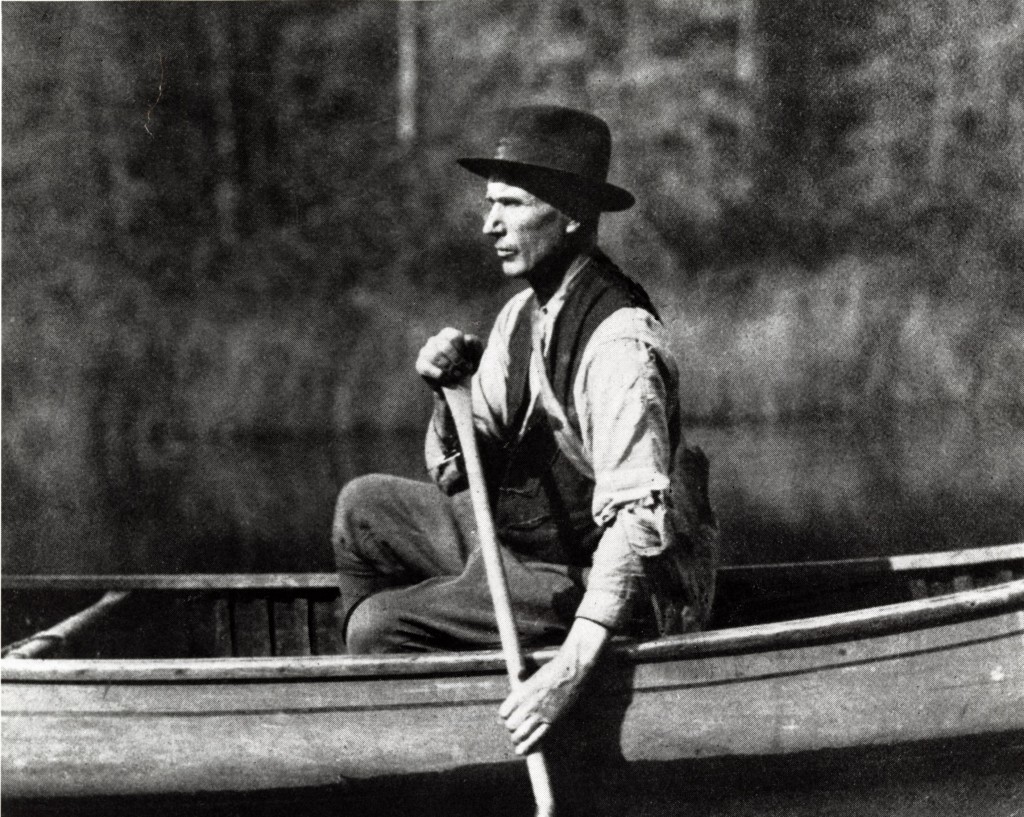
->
xmin=4 ymin=606 xmax=1022 ymax=799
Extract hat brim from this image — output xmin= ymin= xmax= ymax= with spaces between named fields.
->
xmin=457 ymin=157 xmax=635 ymax=212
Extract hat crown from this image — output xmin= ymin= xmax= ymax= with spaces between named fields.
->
xmin=492 ymin=105 xmax=611 ymax=183
xmin=457 ymin=104 xmax=635 ymax=212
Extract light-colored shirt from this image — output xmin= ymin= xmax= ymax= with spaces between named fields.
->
xmin=426 ymin=259 xmax=680 ymax=631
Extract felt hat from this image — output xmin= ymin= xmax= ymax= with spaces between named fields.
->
xmin=457 ymin=105 xmax=635 ymax=213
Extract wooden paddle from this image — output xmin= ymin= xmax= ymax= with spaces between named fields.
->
xmin=442 ymin=382 xmax=556 ymax=817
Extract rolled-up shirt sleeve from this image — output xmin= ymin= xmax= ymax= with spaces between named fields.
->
xmin=574 ymin=516 xmax=642 ymax=629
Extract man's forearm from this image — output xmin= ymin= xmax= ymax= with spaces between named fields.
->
xmin=558 ymin=615 xmax=612 ymax=676
xmin=430 ymin=392 xmax=458 ymax=450
xmin=527 ymin=617 xmax=610 ymax=710
xmin=574 ymin=511 xmax=646 ymax=631
xmin=424 ymin=392 xmax=468 ymax=494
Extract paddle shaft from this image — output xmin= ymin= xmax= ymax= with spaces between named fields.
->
xmin=442 ymin=383 xmax=556 ymax=817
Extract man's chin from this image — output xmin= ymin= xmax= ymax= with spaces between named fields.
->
xmin=499 ymin=261 xmax=528 ymax=278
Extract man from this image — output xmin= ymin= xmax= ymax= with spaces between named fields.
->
xmin=333 ymin=105 xmax=716 ymax=756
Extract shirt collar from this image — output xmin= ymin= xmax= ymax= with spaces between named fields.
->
xmin=535 ymin=251 xmax=594 ymax=324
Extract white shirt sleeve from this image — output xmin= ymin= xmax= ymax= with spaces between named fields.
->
xmin=572 ymin=307 xmax=680 ymax=630
xmin=575 ymin=307 xmax=677 ymax=521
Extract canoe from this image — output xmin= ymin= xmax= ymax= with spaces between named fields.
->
xmin=2 ymin=543 xmax=1023 ymax=802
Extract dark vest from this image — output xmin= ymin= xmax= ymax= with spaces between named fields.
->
xmin=490 ymin=252 xmax=659 ymax=565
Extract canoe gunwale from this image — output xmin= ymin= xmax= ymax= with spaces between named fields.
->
xmin=3 ymin=577 xmax=1022 ymax=684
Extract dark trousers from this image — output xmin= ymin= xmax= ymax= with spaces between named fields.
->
xmin=332 ymin=474 xmax=587 ymax=653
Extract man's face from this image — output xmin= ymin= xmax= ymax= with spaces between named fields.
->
xmin=482 ymin=179 xmax=577 ymax=279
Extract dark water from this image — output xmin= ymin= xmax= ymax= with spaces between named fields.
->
xmin=695 ymin=411 xmax=1024 ymax=564
xmin=4 ymin=410 xmax=1022 ymax=576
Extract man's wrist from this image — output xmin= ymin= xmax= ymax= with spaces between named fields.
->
xmin=432 ymin=393 xmax=460 ymax=455
xmin=562 ymin=616 xmax=611 ymax=668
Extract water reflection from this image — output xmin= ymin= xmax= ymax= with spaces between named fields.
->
xmin=3 ymin=412 xmax=1022 ymax=575
xmin=695 ymin=412 xmax=1024 ymax=564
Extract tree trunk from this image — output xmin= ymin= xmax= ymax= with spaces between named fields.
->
xmin=207 ymin=7 xmax=239 ymax=246
xmin=397 ymin=1 xmax=418 ymax=149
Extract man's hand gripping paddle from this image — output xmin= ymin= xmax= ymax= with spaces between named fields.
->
xmin=442 ymin=382 xmax=556 ymax=817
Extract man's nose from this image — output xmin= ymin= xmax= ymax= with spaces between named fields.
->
xmin=483 ymin=204 xmax=503 ymax=235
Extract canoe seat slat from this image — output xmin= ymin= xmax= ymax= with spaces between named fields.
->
xmin=232 ymin=595 xmax=272 ymax=657
xmin=310 ymin=596 xmax=345 ymax=656
xmin=161 ymin=592 xmax=344 ymax=657
xmin=272 ymin=597 xmax=310 ymax=657
xmin=172 ymin=595 xmax=233 ymax=659
xmin=908 ymin=578 xmax=928 ymax=600
xmin=213 ymin=597 xmax=233 ymax=658
xmin=928 ymin=580 xmax=952 ymax=598
xmin=974 ymin=569 xmax=1018 ymax=588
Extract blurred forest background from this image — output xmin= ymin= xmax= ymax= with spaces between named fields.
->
xmin=3 ymin=0 xmax=1023 ymax=575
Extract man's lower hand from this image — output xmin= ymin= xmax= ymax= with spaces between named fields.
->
xmin=498 ymin=654 xmax=580 ymax=755
xmin=416 ymin=327 xmax=483 ymax=390
xmin=497 ymin=618 xmax=610 ymax=755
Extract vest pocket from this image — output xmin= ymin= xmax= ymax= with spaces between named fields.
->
xmin=494 ymin=424 xmax=559 ymax=531
xmin=492 ymin=424 xmax=597 ymax=566
xmin=496 ymin=472 xmax=554 ymax=531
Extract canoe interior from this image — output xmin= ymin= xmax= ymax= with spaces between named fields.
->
xmin=4 ymin=546 xmax=1022 ymax=660
xmin=1 ymin=588 xmax=343 ymax=660
xmin=711 ymin=558 xmax=1022 ymax=628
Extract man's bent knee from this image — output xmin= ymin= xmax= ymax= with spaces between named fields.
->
xmin=345 ymin=592 xmax=413 ymax=654
xmin=331 ymin=474 xmax=394 ymax=551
